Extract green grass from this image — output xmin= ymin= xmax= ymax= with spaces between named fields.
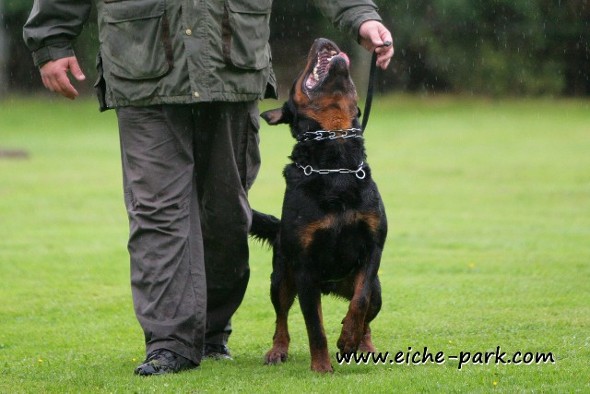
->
xmin=1 ymin=95 xmax=589 ymax=393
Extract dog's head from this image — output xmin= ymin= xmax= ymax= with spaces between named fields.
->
xmin=261 ymin=38 xmax=359 ymax=137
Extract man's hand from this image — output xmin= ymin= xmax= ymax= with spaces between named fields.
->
xmin=39 ymin=56 xmax=86 ymax=100
xmin=358 ymin=20 xmax=394 ymax=70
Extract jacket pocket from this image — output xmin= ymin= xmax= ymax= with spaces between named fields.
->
xmin=102 ymin=0 xmax=173 ymax=80
xmin=224 ymin=0 xmax=272 ymax=70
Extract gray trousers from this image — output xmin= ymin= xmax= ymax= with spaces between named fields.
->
xmin=116 ymin=102 xmax=260 ymax=364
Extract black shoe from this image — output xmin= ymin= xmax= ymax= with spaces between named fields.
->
xmin=202 ymin=344 xmax=233 ymax=360
xmin=134 ymin=349 xmax=198 ymax=376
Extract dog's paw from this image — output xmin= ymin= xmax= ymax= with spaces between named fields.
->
xmin=311 ymin=361 xmax=334 ymax=373
xmin=358 ymin=342 xmax=376 ymax=353
xmin=337 ymin=336 xmax=360 ymax=355
xmin=264 ymin=349 xmax=288 ymax=365
xmin=358 ymin=333 xmax=376 ymax=353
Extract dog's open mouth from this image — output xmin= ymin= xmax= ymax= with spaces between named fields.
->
xmin=304 ymin=42 xmax=350 ymax=91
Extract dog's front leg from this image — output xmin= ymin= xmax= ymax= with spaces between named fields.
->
xmin=337 ymin=247 xmax=382 ymax=355
xmin=358 ymin=280 xmax=382 ymax=353
xmin=296 ymin=270 xmax=333 ymax=373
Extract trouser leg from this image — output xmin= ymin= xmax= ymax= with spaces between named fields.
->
xmin=117 ymin=105 xmax=206 ymax=365
xmin=192 ymin=101 xmax=261 ymax=346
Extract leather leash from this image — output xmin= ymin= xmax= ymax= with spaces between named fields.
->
xmin=361 ymin=41 xmax=392 ymax=132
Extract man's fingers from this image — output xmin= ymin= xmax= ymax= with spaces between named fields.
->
xmin=41 ymin=74 xmax=55 ymax=92
xmin=39 ymin=57 xmax=83 ymax=99
xmin=375 ymin=42 xmax=394 ymax=70
xmin=56 ymin=73 xmax=79 ymax=99
xmin=42 ymin=71 xmax=78 ymax=99
xmin=359 ymin=20 xmax=394 ymax=70
xmin=378 ymin=58 xmax=391 ymax=70
xmin=68 ymin=58 xmax=86 ymax=81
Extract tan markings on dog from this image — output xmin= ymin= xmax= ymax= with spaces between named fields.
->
xmin=358 ymin=325 xmax=376 ymax=353
xmin=338 ymin=270 xmax=368 ymax=352
xmin=308 ymin=297 xmax=332 ymax=372
xmin=300 ymin=212 xmax=380 ymax=249
xmin=270 ymin=315 xmax=289 ymax=355
xmin=345 ymin=270 xmax=367 ymax=314
xmin=310 ymin=346 xmax=332 ymax=373
xmin=299 ymin=215 xmax=336 ymax=249
xmin=292 ymin=73 xmax=357 ymax=131
xmin=274 ymin=283 xmax=292 ymax=344
xmin=344 ymin=211 xmax=381 ymax=235
xmin=294 ymin=74 xmax=311 ymax=107
xmin=303 ymin=106 xmax=353 ymax=130
xmin=301 ymin=96 xmax=357 ymax=130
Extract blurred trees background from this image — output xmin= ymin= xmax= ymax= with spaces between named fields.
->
xmin=1 ymin=0 xmax=589 ymax=97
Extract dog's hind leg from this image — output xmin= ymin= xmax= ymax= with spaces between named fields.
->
xmin=337 ymin=247 xmax=382 ymax=355
xmin=265 ymin=254 xmax=296 ymax=365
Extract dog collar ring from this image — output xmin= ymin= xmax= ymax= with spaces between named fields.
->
xmin=356 ymin=168 xmax=366 ymax=180
xmin=301 ymin=164 xmax=313 ymax=176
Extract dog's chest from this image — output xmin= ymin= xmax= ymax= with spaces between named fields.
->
xmin=297 ymin=210 xmax=380 ymax=280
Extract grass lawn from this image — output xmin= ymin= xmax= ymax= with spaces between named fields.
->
xmin=0 ymin=95 xmax=589 ymax=392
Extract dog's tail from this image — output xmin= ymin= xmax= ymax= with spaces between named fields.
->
xmin=250 ymin=209 xmax=280 ymax=246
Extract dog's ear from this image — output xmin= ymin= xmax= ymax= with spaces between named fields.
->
xmin=260 ymin=108 xmax=285 ymax=125
xmin=260 ymin=102 xmax=293 ymax=125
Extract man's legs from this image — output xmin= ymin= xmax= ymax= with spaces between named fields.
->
xmin=192 ymin=101 xmax=261 ymax=351
xmin=117 ymin=105 xmax=206 ymax=367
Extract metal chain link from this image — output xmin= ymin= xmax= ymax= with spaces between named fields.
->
xmin=296 ymin=161 xmax=366 ymax=180
xmin=298 ymin=128 xmax=363 ymax=142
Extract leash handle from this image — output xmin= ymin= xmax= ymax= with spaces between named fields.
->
xmin=361 ymin=41 xmax=392 ymax=132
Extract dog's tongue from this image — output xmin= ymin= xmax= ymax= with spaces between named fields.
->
xmin=334 ymin=52 xmax=350 ymax=66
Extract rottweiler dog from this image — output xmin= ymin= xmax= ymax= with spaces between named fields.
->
xmin=251 ymin=38 xmax=387 ymax=373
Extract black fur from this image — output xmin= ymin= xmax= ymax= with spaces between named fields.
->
xmin=251 ymin=38 xmax=387 ymax=373
xmin=250 ymin=211 xmax=280 ymax=247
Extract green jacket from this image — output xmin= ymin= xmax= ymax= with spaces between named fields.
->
xmin=23 ymin=0 xmax=381 ymax=110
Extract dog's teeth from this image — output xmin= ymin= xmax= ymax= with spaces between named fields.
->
xmin=311 ymin=64 xmax=319 ymax=81
xmin=310 ymin=47 xmax=341 ymax=87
